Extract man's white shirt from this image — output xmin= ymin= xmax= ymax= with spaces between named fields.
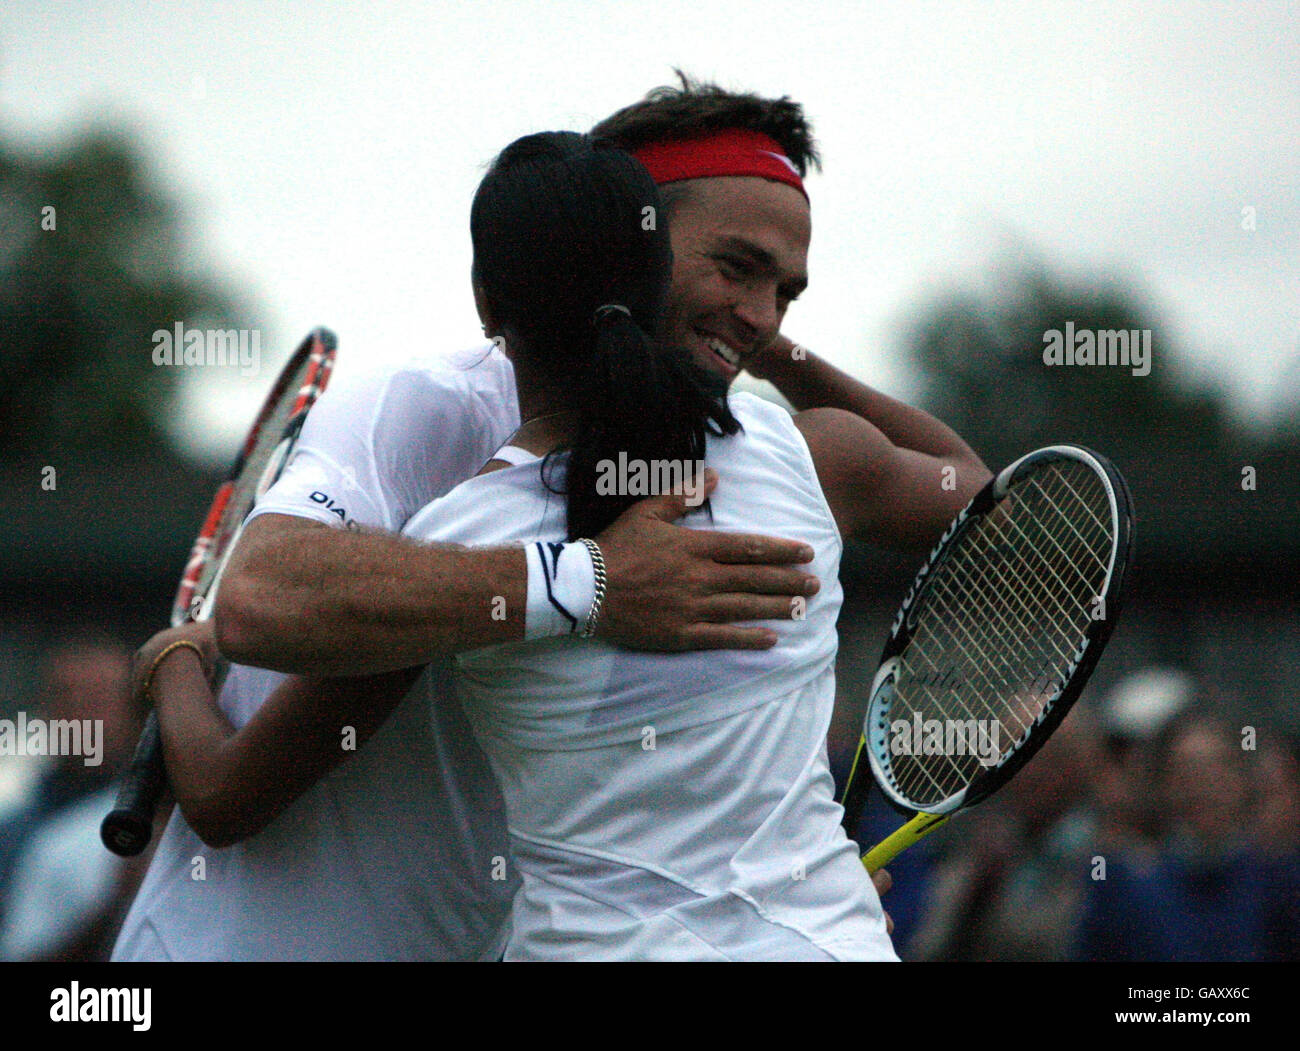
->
xmin=112 ymin=344 xmax=521 ymax=961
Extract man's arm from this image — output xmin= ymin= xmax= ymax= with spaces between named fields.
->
xmin=749 ymin=335 xmax=986 ymax=468
xmin=216 ymin=475 xmax=822 ymax=676
xmin=793 ymin=407 xmax=992 ymax=551
xmin=215 ymin=518 xmax=522 ymax=676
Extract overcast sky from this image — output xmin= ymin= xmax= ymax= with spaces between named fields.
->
xmin=2 ymin=0 xmax=1296 ymax=463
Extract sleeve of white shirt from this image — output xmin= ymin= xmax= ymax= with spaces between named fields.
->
xmin=248 ymin=349 xmax=518 ymax=533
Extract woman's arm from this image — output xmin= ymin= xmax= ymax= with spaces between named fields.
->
xmin=793 ymin=407 xmax=992 ymax=552
xmin=136 ymin=624 xmax=422 ymax=849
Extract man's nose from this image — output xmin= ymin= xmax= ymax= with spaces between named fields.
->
xmin=732 ymin=284 xmax=781 ymax=340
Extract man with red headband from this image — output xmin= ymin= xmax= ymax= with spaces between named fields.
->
xmin=592 ymin=82 xmax=968 ymax=464
xmin=113 ymin=76 xmax=987 ymax=961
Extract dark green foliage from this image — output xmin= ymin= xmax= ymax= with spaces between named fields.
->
xmin=0 ymin=128 xmax=243 ymax=456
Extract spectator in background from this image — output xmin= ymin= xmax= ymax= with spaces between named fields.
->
xmin=1072 ymin=709 xmax=1300 ymax=961
xmin=1092 ymin=666 xmax=1194 ymax=865
xmin=906 ymin=705 xmax=1103 ymax=961
xmin=0 ymin=640 xmax=133 ymax=882
xmin=0 ymin=637 xmax=146 ymax=961
xmin=857 ymin=665 xmax=1300 ymax=962
xmin=1250 ymin=733 xmax=1300 ymax=858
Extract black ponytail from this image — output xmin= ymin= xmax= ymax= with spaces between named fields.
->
xmin=471 ymin=131 xmax=740 ymax=540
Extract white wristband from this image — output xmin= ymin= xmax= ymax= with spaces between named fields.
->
xmin=524 ymin=540 xmax=597 ymax=640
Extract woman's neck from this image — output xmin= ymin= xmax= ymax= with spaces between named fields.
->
xmin=509 ymin=358 xmax=580 ymax=455
xmin=508 ymin=407 xmax=579 ymax=457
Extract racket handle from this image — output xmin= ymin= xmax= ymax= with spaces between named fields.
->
xmin=861 ymin=812 xmax=950 ymax=874
xmin=839 ymin=738 xmax=873 ymax=836
xmin=100 ymin=711 xmax=167 ymax=857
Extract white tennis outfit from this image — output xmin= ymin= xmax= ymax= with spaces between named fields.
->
xmin=403 ymin=393 xmax=896 ymax=961
xmin=113 ymin=344 xmax=521 ymax=960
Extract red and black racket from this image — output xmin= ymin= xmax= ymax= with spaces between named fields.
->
xmin=100 ymin=326 xmax=337 ymax=857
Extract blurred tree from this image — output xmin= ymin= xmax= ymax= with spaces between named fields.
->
xmin=907 ymin=260 xmax=1226 ymax=469
xmin=0 ymin=127 xmax=242 ymax=457
xmin=902 ymin=257 xmax=1299 ymax=562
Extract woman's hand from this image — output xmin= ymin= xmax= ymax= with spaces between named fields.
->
xmin=131 ymin=622 xmax=220 ymax=706
xmin=872 ymin=867 xmax=895 ymax=935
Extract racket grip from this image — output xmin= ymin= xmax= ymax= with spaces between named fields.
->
xmin=861 ymin=812 xmax=950 ymax=874
xmin=839 ymin=740 xmax=873 ymax=836
xmin=100 ymin=711 xmax=167 ymax=857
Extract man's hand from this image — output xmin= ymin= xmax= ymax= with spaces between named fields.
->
xmin=596 ymin=469 xmax=820 ymax=651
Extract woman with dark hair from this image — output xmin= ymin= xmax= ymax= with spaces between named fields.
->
xmin=466 ymin=130 xmax=739 ymax=543
xmin=399 ymin=131 xmax=898 ymax=959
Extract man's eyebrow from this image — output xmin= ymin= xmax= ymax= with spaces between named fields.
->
xmin=716 ymin=236 xmax=808 ymax=297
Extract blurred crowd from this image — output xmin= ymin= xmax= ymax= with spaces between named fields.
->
xmin=2 ymin=645 xmax=1296 ymax=961
xmin=0 ymin=637 xmax=148 ymax=960
xmin=860 ymin=667 xmax=1300 ymax=961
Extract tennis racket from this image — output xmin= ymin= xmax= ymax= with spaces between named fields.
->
xmin=100 ymin=326 xmax=337 ymax=857
xmin=839 ymin=444 xmax=1133 ymax=874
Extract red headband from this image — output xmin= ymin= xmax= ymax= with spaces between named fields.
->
xmin=632 ymin=128 xmax=807 ymax=201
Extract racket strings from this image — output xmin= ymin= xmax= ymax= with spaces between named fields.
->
xmin=887 ymin=467 xmax=1109 ymax=801
xmin=881 ymin=461 xmax=1113 ymax=807
xmin=946 ymin=470 xmax=1107 ymax=712
xmin=899 ymin=471 xmax=1104 ymax=750
xmin=991 ymin=477 xmax=1107 ymax=614
xmin=892 ymin=466 xmax=1109 ymax=794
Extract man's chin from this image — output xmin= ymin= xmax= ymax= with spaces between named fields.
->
xmin=691 ymin=357 xmax=735 ymax=396
xmin=679 ymin=349 xmax=738 ymax=393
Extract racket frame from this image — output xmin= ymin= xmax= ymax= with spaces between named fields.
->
xmin=99 ymin=327 xmax=337 ymax=858
xmin=841 ymin=444 xmax=1134 ymax=868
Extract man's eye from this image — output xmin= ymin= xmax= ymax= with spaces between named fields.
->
xmin=716 ymin=256 xmax=749 ymax=278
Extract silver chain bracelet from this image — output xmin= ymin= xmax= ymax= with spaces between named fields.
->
xmin=577 ymin=538 xmax=607 ymax=638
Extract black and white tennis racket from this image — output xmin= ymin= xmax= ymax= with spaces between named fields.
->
xmin=839 ymin=444 xmax=1133 ymax=873
xmin=100 ymin=326 xmax=337 ymax=857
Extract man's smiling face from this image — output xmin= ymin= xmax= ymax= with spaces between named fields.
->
xmin=661 ymin=176 xmax=811 ymax=386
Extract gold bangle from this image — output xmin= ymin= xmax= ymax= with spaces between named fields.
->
xmin=143 ymin=639 xmax=205 ymax=704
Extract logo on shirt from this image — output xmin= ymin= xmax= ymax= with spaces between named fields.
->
xmin=309 ymin=491 xmax=355 ymax=528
